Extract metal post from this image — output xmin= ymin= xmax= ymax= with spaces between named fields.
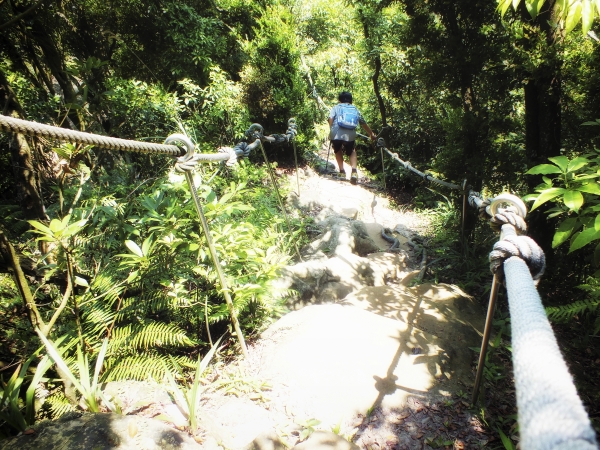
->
xmin=184 ymin=171 xmax=248 ymax=359
xmin=472 ymin=274 xmax=500 ymax=404
xmin=293 ymin=140 xmax=300 ymax=197
xmin=461 ymin=179 xmax=467 ymax=241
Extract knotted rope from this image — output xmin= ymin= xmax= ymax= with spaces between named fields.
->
xmin=490 ymin=234 xmax=546 ymax=283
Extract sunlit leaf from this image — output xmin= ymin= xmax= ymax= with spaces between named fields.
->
xmin=570 ymin=227 xmax=600 ymax=252
xmin=499 ymin=0 xmax=514 ymax=16
xmin=49 ymin=218 xmax=64 ymax=233
xmin=74 ymin=276 xmax=89 ymax=287
xmin=526 ymin=0 xmax=547 ymax=18
xmin=530 ymin=187 xmax=565 ymax=211
xmin=526 ymin=164 xmax=562 ymax=175
xmin=548 ymin=156 xmax=569 ymax=172
xmin=581 ymin=0 xmax=594 ymax=33
xmin=566 ymin=1 xmax=583 ymax=33
xmin=567 ymin=156 xmax=589 ymax=172
xmin=125 ymin=240 xmax=144 ymax=257
xmin=577 ymin=183 xmax=600 ymax=195
xmin=563 ymin=190 xmax=584 ymax=211
xmin=553 ymin=218 xmax=579 ymax=248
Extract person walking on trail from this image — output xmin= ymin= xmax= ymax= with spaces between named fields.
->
xmin=328 ymin=91 xmax=377 ymax=185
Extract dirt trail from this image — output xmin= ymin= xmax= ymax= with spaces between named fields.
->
xmin=193 ymin=159 xmax=488 ymax=449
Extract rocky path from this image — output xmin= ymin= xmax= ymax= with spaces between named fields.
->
xmin=189 ymin=160 xmax=488 ymax=449
xmin=3 ymin=158 xmax=489 ymax=450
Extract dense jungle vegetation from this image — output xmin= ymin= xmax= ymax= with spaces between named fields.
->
xmin=1 ymin=0 xmax=600 ymax=444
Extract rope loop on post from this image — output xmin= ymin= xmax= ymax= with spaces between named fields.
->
xmin=164 ymin=134 xmax=233 ymax=173
xmin=246 ymin=123 xmax=264 ymax=141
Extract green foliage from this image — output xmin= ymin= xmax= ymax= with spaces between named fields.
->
xmin=498 ymin=0 xmax=600 ymax=34
xmin=163 ymin=336 xmax=223 ymax=434
xmin=525 ymin=150 xmax=600 ymax=253
xmin=0 ymin=351 xmax=52 ymax=434
xmin=37 ymin=334 xmax=115 ymax=413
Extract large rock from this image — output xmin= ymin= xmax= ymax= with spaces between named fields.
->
xmin=1 ymin=412 xmax=202 ymax=450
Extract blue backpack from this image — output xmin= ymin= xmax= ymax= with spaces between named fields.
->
xmin=336 ymin=104 xmax=359 ymax=129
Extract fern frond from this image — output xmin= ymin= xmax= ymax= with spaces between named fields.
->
xmin=110 ymin=321 xmax=195 ymax=350
xmin=44 ymin=391 xmax=75 ymax=418
xmin=546 ymin=298 xmax=600 ymax=323
xmin=103 ymin=353 xmax=194 ymax=382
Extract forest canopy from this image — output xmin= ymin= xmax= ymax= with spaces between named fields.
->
xmin=1 ymin=0 xmax=600 ymax=441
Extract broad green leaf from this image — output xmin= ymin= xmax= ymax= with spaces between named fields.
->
xmin=526 ymin=0 xmax=547 ymax=18
xmin=557 ymin=0 xmax=568 ymax=14
xmin=548 ymin=156 xmax=569 ymax=172
xmin=577 ymin=183 xmax=600 ymax=195
xmin=567 ymin=156 xmax=589 ymax=172
xmin=513 ymin=0 xmax=522 ymax=10
xmin=570 ymin=227 xmax=600 ymax=252
xmin=206 ymin=190 xmax=216 ymax=203
xmin=189 ymin=242 xmax=199 ymax=251
xmin=530 ymin=187 xmax=565 ymax=211
xmin=74 ymin=276 xmax=89 ymax=287
xmin=595 ymin=214 xmax=600 ymax=230
xmin=566 ymin=1 xmax=583 ymax=33
xmin=125 ymin=240 xmax=144 ymax=257
xmin=497 ymin=429 xmax=516 ymax=450
xmin=49 ymin=218 xmax=64 ymax=233
xmin=553 ymin=218 xmax=579 ymax=248
xmin=63 ymin=220 xmax=88 ymax=238
xmin=499 ymin=0 xmax=513 ymax=16
xmin=28 ymin=220 xmax=53 ymax=236
xmin=582 ymin=119 xmax=600 ymax=125
xmin=141 ymin=237 xmax=154 ymax=257
xmin=526 ymin=164 xmax=562 ymax=175
xmin=126 ymin=270 xmax=139 ymax=283
xmin=582 ymin=0 xmax=594 ymax=33
xmin=595 ymin=0 xmax=600 ymax=16
xmin=563 ymin=190 xmax=584 ymax=211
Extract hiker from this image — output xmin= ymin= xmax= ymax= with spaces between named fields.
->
xmin=328 ymin=91 xmax=377 ymax=184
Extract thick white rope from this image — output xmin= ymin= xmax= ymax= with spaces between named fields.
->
xmin=504 ymin=256 xmax=598 ymax=450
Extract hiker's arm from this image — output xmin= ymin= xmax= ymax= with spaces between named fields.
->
xmin=361 ymin=122 xmax=377 ymax=140
xmin=328 ymin=117 xmax=334 ymax=127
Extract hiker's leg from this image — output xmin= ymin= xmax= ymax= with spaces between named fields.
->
xmin=332 ymin=140 xmax=345 ymax=172
xmin=347 ymin=141 xmax=357 ymax=169
xmin=349 ymin=149 xmax=357 ymax=169
xmin=334 ymin=151 xmax=345 ymax=172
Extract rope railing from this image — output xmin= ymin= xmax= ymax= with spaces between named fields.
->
xmin=372 ymin=135 xmax=597 ymax=449
xmin=0 ymin=114 xmax=299 ymax=358
xmin=481 ymin=204 xmax=598 ymax=450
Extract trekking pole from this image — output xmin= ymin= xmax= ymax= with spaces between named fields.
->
xmin=380 ymin=143 xmax=387 ymax=190
xmin=325 ymin=139 xmax=332 ymax=175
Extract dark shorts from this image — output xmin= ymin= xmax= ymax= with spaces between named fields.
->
xmin=332 ymin=140 xmax=356 ymax=157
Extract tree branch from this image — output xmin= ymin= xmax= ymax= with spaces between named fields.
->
xmin=0 ymin=0 xmax=45 ymax=31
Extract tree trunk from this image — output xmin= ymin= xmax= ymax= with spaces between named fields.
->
xmin=521 ymin=0 xmax=562 ymax=255
xmin=372 ymin=55 xmax=387 ymax=127
xmin=0 ymin=69 xmax=47 ymax=221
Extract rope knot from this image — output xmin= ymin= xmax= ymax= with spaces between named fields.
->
xmin=175 ymin=153 xmax=201 ymax=173
xmin=218 ymin=147 xmax=238 ymax=166
xmin=490 ymin=207 xmax=528 ymax=234
xmin=489 ymin=235 xmax=545 ymax=283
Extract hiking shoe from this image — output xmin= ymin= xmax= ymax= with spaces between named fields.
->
xmin=350 ymin=172 xmax=358 ymax=185
xmin=337 ymin=171 xmax=346 ymax=180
